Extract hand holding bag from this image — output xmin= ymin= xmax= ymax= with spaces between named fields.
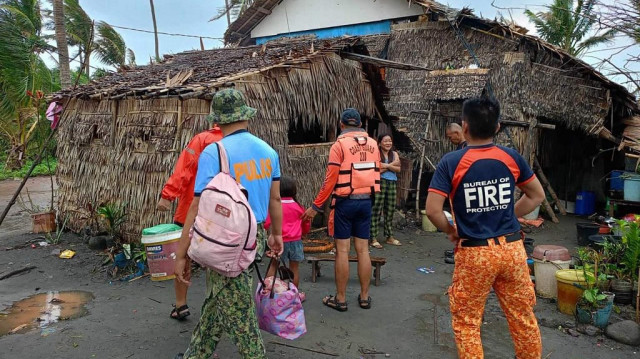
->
xmin=254 ymin=258 xmax=307 ymax=340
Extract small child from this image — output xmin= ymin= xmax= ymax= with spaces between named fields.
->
xmin=265 ymin=176 xmax=310 ymax=302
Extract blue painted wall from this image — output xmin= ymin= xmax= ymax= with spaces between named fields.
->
xmin=255 ymin=20 xmax=391 ymax=44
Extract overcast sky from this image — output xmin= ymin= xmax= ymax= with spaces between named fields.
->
xmin=53 ymin=0 xmax=638 ymax=91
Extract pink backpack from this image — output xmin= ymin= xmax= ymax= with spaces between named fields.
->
xmin=187 ymin=142 xmax=258 ymax=277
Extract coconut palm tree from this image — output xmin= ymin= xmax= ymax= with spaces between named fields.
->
xmin=149 ymin=0 xmax=159 ymax=62
xmin=0 ymin=0 xmax=54 ymax=169
xmin=525 ymin=0 xmax=616 ymax=57
xmin=63 ymin=0 xmax=93 ymax=76
xmin=210 ymin=0 xmax=252 ymax=25
xmin=52 ymin=0 xmax=70 ymax=88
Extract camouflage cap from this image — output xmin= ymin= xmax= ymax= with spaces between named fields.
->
xmin=206 ymin=89 xmax=257 ymax=124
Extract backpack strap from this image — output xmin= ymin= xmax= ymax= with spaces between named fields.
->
xmin=215 ymin=142 xmax=231 ymax=174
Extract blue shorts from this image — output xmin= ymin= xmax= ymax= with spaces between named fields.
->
xmin=281 ymin=240 xmax=304 ymax=265
xmin=334 ymin=198 xmax=372 ymax=240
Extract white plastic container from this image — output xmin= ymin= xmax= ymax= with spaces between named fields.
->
xmin=532 ymin=245 xmax=572 ymax=298
xmin=141 ymin=226 xmax=182 ymax=281
xmin=523 ymin=205 xmax=541 ymax=220
xmin=420 ymin=210 xmax=437 ymax=232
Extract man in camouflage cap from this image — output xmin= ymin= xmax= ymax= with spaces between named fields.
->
xmin=175 ymin=88 xmax=284 ymax=359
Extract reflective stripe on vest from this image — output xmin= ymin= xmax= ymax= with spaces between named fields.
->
xmin=334 ymin=133 xmax=381 ymax=197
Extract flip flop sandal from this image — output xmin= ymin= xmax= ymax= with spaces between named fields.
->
xmin=299 ymin=292 xmax=307 ymax=303
xmin=170 ymin=304 xmax=190 ymax=320
xmin=386 ymin=238 xmax=402 ymax=246
xmin=358 ymin=294 xmax=372 ymax=309
xmin=371 ymin=240 xmax=383 ymax=249
xmin=323 ymin=295 xmax=347 ymax=312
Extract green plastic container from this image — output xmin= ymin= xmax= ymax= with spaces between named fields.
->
xmin=142 ymin=223 xmax=182 ymax=236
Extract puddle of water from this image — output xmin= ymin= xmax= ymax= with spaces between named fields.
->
xmin=0 ymin=291 xmax=93 ymax=337
xmin=420 ymin=292 xmax=448 ymax=306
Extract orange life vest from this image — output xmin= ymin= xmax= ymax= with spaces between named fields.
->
xmin=333 ymin=132 xmax=381 ymax=198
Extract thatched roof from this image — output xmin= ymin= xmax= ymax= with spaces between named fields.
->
xmin=361 ymin=34 xmax=389 ymax=58
xmin=58 ymin=37 xmax=362 ymax=100
xmin=409 ymin=0 xmax=637 ymax=112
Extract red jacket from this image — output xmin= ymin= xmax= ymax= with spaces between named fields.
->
xmin=161 ymin=126 xmax=223 ymax=225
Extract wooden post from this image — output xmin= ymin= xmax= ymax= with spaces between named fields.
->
xmin=415 ymin=109 xmax=432 ymax=220
xmin=173 ymin=99 xmax=183 ymax=149
xmin=111 ymin=100 xmax=118 ymax=147
xmin=200 ymin=37 xmax=205 ymax=51
xmin=534 ymin=157 xmax=567 ymax=216
xmin=636 ymin=267 xmax=640 ymax=324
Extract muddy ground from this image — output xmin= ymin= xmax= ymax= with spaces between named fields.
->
xmin=1 ymin=178 xmax=639 ymax=358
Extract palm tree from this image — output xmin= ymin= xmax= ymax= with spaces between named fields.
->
xmin=94 ymin=21 xmax=128 ymax=69
xmin=58 ymin=1 xmax=135 ymax=74
xmin=149 ymin=0 xmax=159 ymax=62
xmin=52 ymin=0 xmax=70 ymax=88
xmin=0 ymin=0 xmax=54 ymax=169
xmin=525 ymin=0 xmax=616 ymax=57
xmin=210 ymin=0 xmax=252 ymax=25
xmin=63 ymin=0 xmax=93 ymax=77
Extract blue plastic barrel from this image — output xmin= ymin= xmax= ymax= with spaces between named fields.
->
xmin=575 ymin=191 xmax=595 ymax=215
xmin=610 ymin=170 xmax=625 ymax=191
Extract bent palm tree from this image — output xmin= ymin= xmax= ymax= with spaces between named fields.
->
xmin=525 ymin=0 xmax=616 ymax=57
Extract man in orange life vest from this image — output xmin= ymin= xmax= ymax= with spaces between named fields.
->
xmin=426 ymin=97 xmax=545 ymax=358
xmin=303 ymin=108 xmax=380 ymax=311
xmin=157 ymin=124 xmax=223 ymax=320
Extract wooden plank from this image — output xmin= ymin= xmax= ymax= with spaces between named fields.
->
xmin=341 ymin=52 xmax=431 ymax=71
xmin=534 ymin=157 xmax=566 ymax=215
xmin=500 ymin=120 xmax=555 ymax=130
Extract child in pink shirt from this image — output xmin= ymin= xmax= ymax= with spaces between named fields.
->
xmin=265 ymin=176 xmax=310 ymax=301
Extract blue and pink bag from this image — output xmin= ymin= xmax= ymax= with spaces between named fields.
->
xmin=254 ymin=259 xmax=306 ymax=340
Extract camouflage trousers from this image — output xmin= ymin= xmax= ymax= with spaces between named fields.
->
xmin=183 ymin=225 xmax=266 ymax=359
xmin=449 ymin=236 xmax=542 ymax=359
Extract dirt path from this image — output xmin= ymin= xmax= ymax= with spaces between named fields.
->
xmin=0 ymin=181 xmax=638 ymax=358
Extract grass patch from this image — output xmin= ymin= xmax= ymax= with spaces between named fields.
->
xmin=0 ymin=156 xmax=57 ymax=181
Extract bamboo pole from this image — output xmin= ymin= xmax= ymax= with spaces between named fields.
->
xmin=534 ymin=157 xmax=567 ymax=215
xmin=636 ymin=268 xmax=640 ymax=324
xmin=415 ymin=108 xmax=432 ymax=220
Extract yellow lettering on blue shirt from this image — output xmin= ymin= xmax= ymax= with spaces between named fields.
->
xmin=233 ymin=158 xmax=272 ymax=183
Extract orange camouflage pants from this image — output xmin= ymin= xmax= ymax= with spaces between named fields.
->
xmin=449 ymin=236 xmax=542 ymax=359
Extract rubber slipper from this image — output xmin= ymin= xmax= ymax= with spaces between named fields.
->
xmin=358 ymin=294 xmax=372 ymax=309
xmin=371 ymin=240 xmax=383 ymax=249
xmin=322 ymin=295 xmax=347 ymax=312
xmin=386 ymin=238 xmax=402 ymax=246
xmin=170 ymin=304 xmax=190 ymax=320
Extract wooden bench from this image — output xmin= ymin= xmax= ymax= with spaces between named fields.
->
xmin=307 ymin=254 xmax=387 ymax=286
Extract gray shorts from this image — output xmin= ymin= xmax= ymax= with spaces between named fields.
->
xmin=281 ymin=240 xmax=304 ymax=265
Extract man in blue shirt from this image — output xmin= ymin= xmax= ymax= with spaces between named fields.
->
xmin=174 ymin=89 xmax=283 ymax=359
xmin=426 ymin=97 xmax=545 ymax=359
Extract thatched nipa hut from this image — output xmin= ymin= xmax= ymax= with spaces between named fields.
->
xmin=55 ymin=37 xmax=377 ymax=241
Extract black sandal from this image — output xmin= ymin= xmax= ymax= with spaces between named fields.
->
xmin=322 ymin=295 xmax=348 ymax=312
xmin=170 ymin=304 xmax=190 ymax=320
xmin=358 ymin=294 xmax=372 ymax=309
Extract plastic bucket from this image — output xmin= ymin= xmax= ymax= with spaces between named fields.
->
xmin=141 ymin=224 xmax=183 ymax=281
xmin=576 ymin=222 xmax=600 ymax=246
xmin=610 ymin=170 xmax=626 ymax=191
xmin=575 ymin=191 xmax=595 ymax=216
xmin=624 ymin=174 xmax=640 ymax=201
xmin=523 ymin=205 xmax=540 ymax=220
xmin=576 ymin=293 xmax=615 ymax=329
xmin=420 ymin=210 xmax=437 ymax=232
xmin=556 ymin=269 xmax=587 ymax=315
xmin=534 ymin=259 xmax=571 ymax=298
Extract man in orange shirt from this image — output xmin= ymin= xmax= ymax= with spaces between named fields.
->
xmin=157 ymin=124 xmax=223 ymax=320
xmin=303 ymin=108 xmax=380 ymax=311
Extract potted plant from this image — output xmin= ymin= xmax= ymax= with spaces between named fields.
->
xmin=614 ymin=219 xmax=640 ymax=305
xmin=575 ymin=248 xmax=615 ymax=329
xmin=17 ymin=186 xmax=56 ymax=234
